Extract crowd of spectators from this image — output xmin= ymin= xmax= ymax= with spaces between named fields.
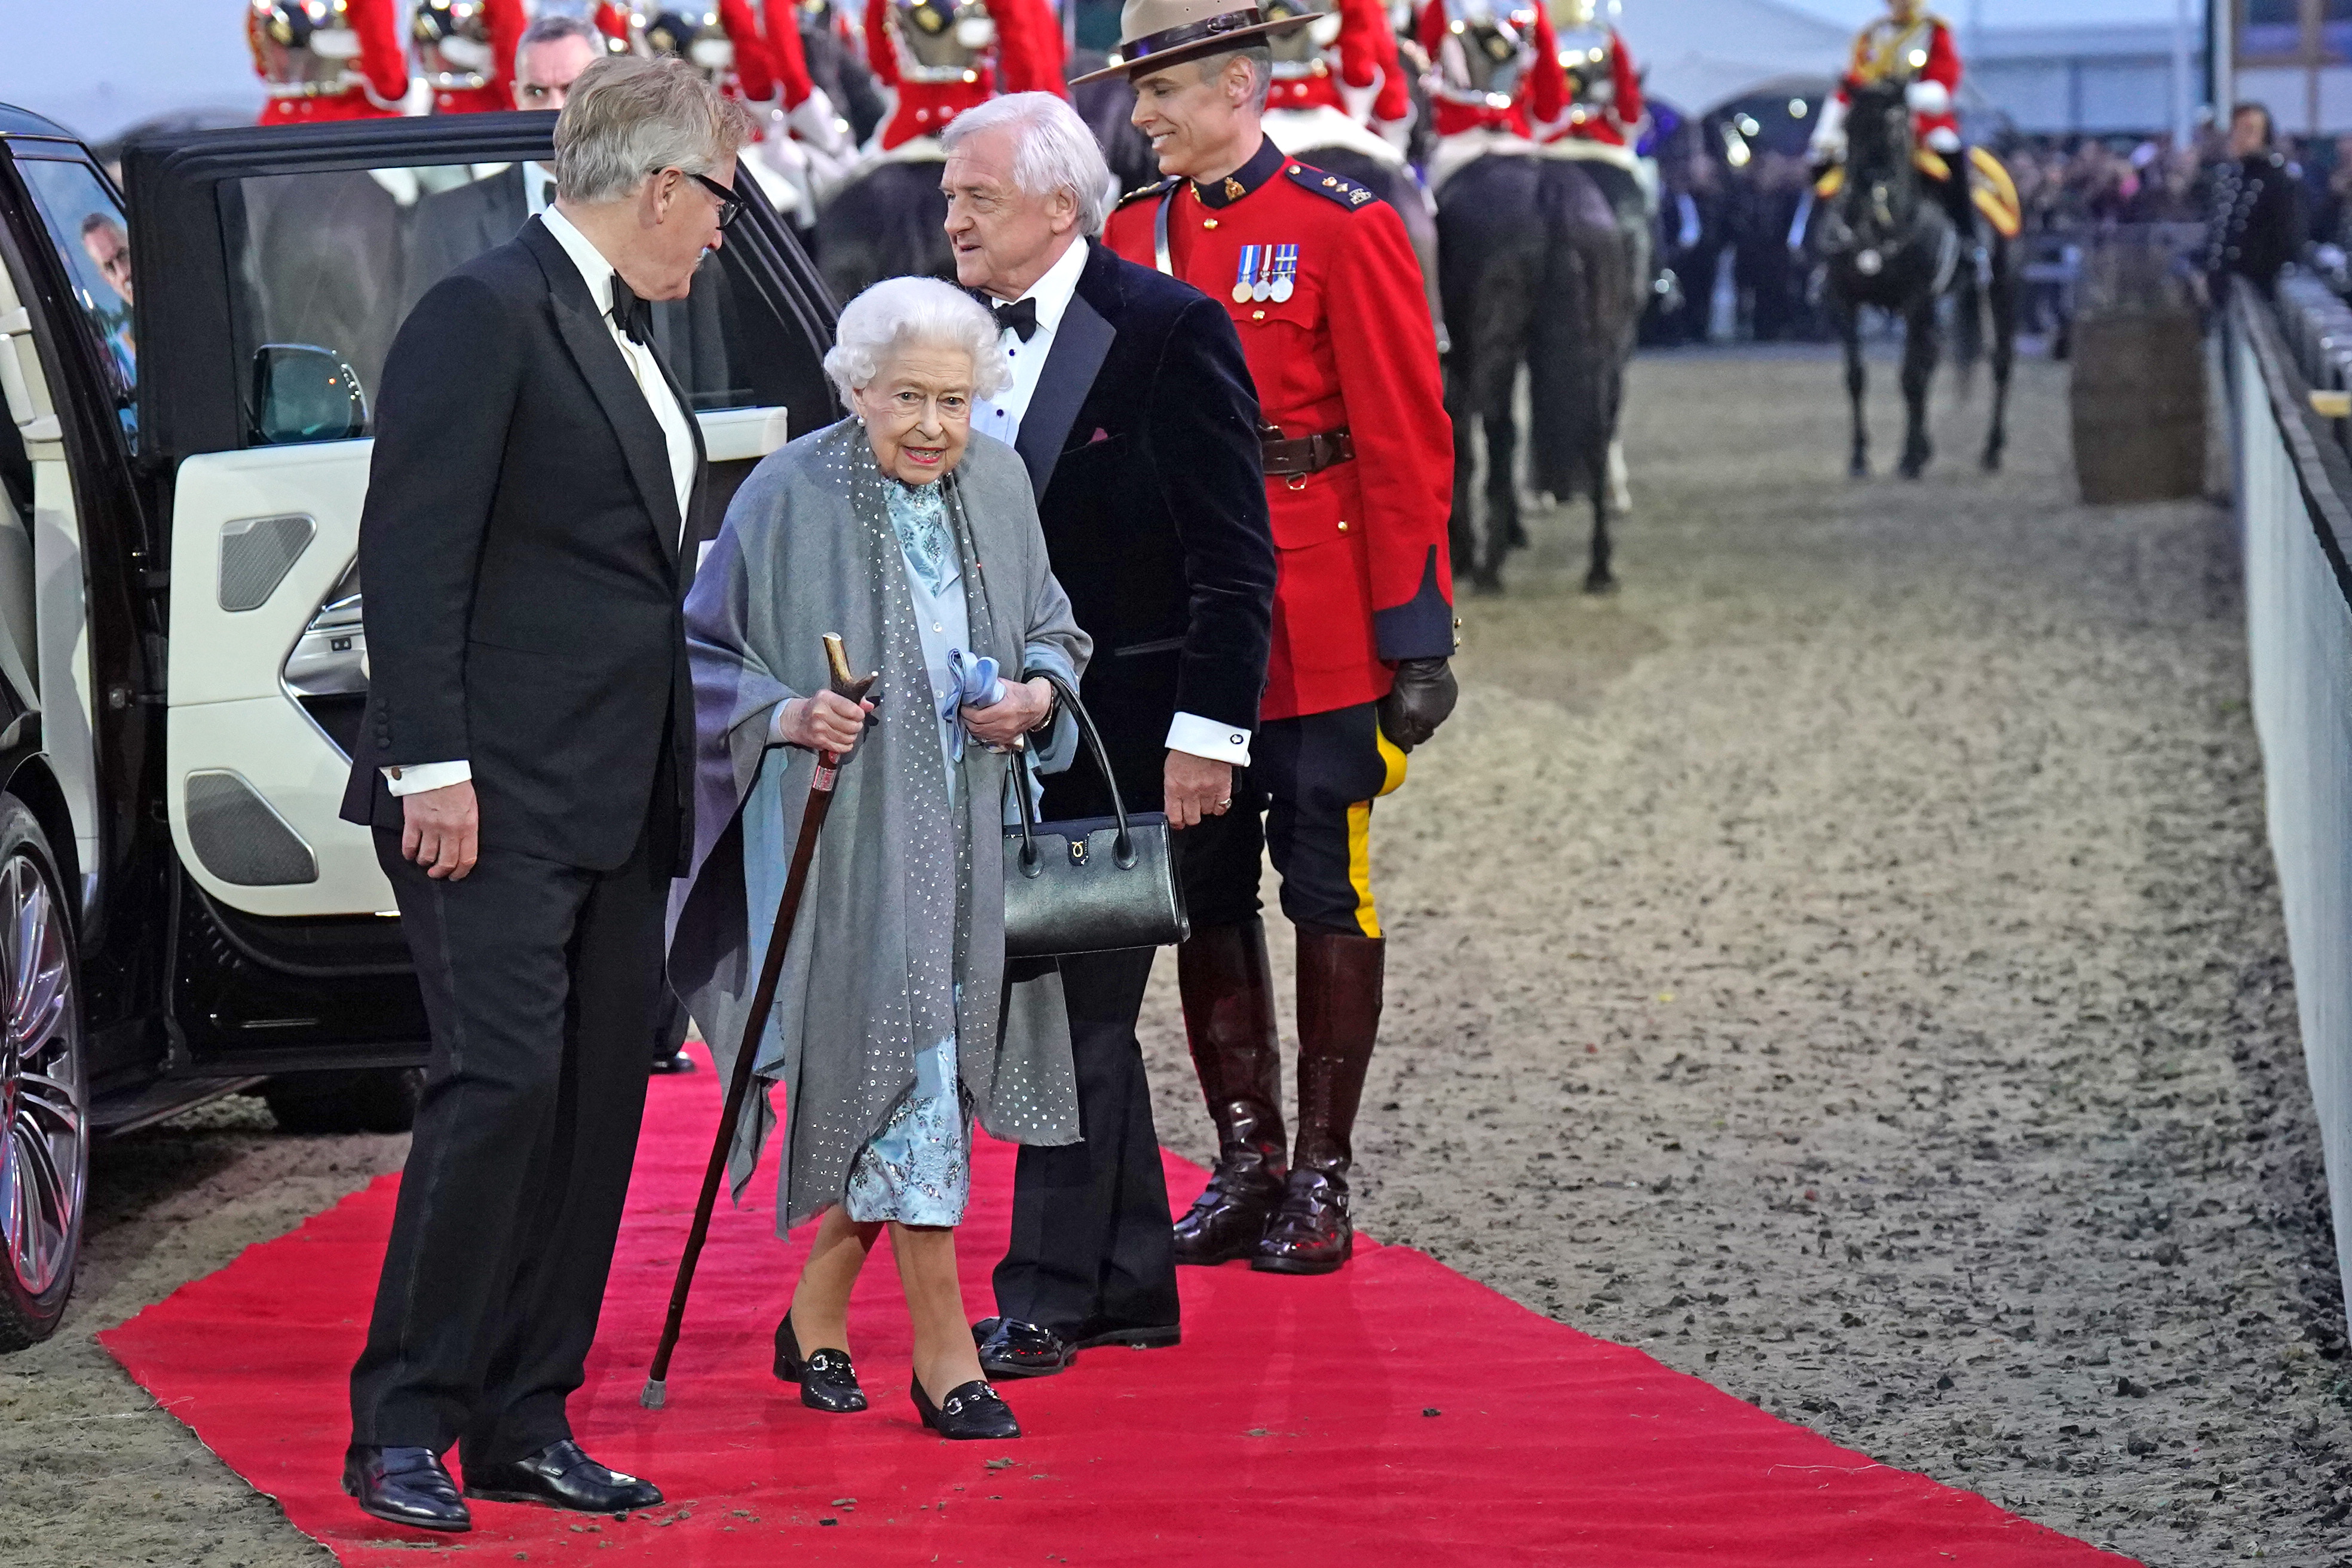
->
xmin=1643 ymin=114 xmax=2338 ymax=348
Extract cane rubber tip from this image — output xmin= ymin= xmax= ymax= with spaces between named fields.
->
xmin=640 ymin=1379 xmax=666 ymax=1410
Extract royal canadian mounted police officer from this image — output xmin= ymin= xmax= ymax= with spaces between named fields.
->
xmin=1080 ymin=0 xmax=1457 ymax=1276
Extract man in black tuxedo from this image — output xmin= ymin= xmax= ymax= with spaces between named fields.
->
xmin=338 ymin=56 xmax=752 ymax=1533
xmin=940 ymin=92 xmax=1276 ymax=1377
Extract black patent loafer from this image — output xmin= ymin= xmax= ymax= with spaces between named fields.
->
xmin=343 ymin=1444 xmax=470 ymax=1533
xmin=972 ymin=1316 xmax=1077 ymax=1379
xmin=1252 ymin=1169 xmax=1355 ymax=1276
xmin=1171 ymin=1168 xmax=1282 ymax=1265
xmin=911 ymin=1376 xmax=1021 ymax=1440
xmin=462 ymin=1439 xmax=661 ymax=1514
xmin=775 ymin=1310 xmax=868 ymax=1412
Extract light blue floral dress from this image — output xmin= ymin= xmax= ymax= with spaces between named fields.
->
xmin=841 ymin=479 xmax=983 ymax=1226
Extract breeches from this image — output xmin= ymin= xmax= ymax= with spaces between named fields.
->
xmin=1180 ymin=702 xmax=1408 ymax=937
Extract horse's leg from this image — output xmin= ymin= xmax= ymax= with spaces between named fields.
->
xmin=1484 ymin=408 xmax=1521 ymax=578
xmin=1838 ymin=295 xmax=1869 ymax=477
xmin=1585 ymin=476 xmax=1616 ymax=593
xmin=1446 ymin=377 xmax=1490 ymax=590
xmin=1982 ymin=244 xmax=2016 ymax=471
xmin=1898 ymin=293 xmax=1938 ymax=479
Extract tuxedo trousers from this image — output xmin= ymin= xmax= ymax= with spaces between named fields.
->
xmin=348 ymin=809 xmax=670 ymax=1467
xmin=992 ymin=945 xmax=1180 ymax=1334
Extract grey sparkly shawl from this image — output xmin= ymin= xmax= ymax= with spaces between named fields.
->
xmin=668 ymin=419 xmax=1088 ymax=1232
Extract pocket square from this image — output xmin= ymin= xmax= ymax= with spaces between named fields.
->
xmin=1087 ymin=427 xmax=1111 ymax=444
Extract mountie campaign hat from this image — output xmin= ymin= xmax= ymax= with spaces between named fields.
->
xmin=1068 ymin=0 xmax=1325 ymax=85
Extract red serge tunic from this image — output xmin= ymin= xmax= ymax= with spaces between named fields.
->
xmin=1416 ymin=0 xmax=1565 ymax=139
xmin=1545 ymin=26 xmax=1643 ymax=147
xmin=253 ymin=0 xmax=410 ymax=125
xmin=428 ymin=0 xmax=526 ymax=114
xmin=761 ymin=0 xmax=822 ymax=109
xmin=1103 ymin=142 xmax=1454 ymax=721
xmin=864 ymin=0 xmax=1066 ymax=150
xmin=1267 ymin=0 xmax=1410 ymax=126
xmin=1839 ymin=11 xmax=1962 ymax=145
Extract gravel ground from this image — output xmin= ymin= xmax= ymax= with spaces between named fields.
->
xmin=1141 ymin=347 xmax=2352 ymax=1566
xmin=4 ymin=346 xmax=2345 ymax=1567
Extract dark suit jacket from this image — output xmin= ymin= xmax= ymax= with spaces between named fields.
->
xmin=405 ymin=163 xmax=533 ymax=314
xmin=340 ymin=217 xmax=703 ymax=872
xmin=1025 ymin=240 xmax=1275 ymax=820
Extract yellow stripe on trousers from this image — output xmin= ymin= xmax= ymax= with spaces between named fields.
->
xmin=1348 ymin=730 xmax=1411 ymax=938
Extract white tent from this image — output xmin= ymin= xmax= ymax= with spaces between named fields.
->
xmin=1613 ymin=0 xmax=1849 ymax=117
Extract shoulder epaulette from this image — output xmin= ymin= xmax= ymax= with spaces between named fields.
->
xmin=1116 ymin=177 xmax=1178 ymax=210
xmin=1287 ymin=163 xmax=1383 ymax=212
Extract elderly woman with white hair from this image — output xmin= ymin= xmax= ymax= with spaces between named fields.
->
xmin=668 ymin=275 xmax=1089 ymax=1441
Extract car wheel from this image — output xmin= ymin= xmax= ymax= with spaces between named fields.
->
xmin=262 ymin=1067 xmax=424 ymax=1135
xmin=0 ymin=800 xmax=87 ymax=1353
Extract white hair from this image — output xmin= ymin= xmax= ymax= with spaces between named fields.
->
xmin=939 ymin=91 xmax=1116 ymax=236
xmin=553 ymin=54 xmax=754 ymax=204
xmin=823 ymin=275 xmax=1013 ymax=407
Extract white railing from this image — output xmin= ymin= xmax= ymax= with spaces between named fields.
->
xmin=2231 ymin=276 xmax=2352 ymax=1314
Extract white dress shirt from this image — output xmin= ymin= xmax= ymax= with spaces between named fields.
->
xmin=972 ymin=237 xmax=1250 ymax=769
xmin=385 ymin=204 xmax=698 ymax=797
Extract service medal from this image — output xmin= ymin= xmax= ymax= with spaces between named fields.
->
xmin=1233 ymin=244 xmax=1258 ymax=305
xmin=1270 ymin=244 xmax=1296 ymax=303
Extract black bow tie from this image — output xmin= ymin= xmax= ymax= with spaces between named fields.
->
xmin=992 ymin=296 xmax=1039 ymax=343
xmin=609 ymin=272 xmax=654 ymax=346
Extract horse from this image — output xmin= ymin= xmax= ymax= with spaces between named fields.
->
xmin=1812 ymin=79 xmax=2016 ymax=478
xmin=811 ymin=153 xmax=956 ymax=305
xmin=1437 ymin=147 xmax=1633 ymax=594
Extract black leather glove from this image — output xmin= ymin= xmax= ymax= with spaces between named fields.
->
xmin=1377 ymin=657 xmax=1457 ymax=752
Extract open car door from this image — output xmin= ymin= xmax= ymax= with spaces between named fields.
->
xmin=124 ymin=114 xmax=837 ymax=927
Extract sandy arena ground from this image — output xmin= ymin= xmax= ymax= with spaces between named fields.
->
xmin=4 ymin=347 xmax=2347 ymax=1567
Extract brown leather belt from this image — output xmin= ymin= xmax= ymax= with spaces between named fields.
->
xmin=1260 ymin=427 xmax=1354 ymax=478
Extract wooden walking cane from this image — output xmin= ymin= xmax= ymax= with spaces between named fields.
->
xmin=642 ymin=633 xmax=877 ymax=1410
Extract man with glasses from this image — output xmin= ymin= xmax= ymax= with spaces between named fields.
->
xmin=339 ymin=56 xmax=749 ymax=1535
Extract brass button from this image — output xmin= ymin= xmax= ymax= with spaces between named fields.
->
xmin=1203 ymin=218 xmax=1218 ymax=229
xmin=1252 ymin=309 xmax=1265 ymax=320
xmin=1337 ymin=520 xmax=1349 ymax=531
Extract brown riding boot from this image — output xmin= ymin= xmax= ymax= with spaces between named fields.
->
xmin=1171 ymin=918 xmax=1289 ymax=1265
xmin=1255 ymin=929 xmax=1384 ymax=1276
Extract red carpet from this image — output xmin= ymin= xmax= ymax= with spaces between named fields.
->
xmin=101 ymin=1045 xmax=2134 ymax=1566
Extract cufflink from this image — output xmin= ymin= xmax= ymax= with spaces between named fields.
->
xmin=388 ymin=766 xmax=403 ymax=780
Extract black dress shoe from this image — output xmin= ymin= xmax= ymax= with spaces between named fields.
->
xmin=1252 ymin=1168 xmax=1354 ymax=1275
xmin=462 ymin=1440 xmax=662 ymax=1514
xmin=343 ymin=1445 xmax=470 ymax=1533
xmin=911 ymin=1376 xmax=1021 ymax=1440
xmin=1072 ymin=1318 xmax=1181 ymax=1351
xmin=774 ymin=1310 xmax=868 ymax=1412
xmin=972 ymin=1316 xmax=1077 ymax=1379
xmin=649 ymin=1049 xmax=696 ymax=1074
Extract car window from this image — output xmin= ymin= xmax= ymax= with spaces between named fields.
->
xmin=14 ymin=155 xmax=137 ymax=446
xmin=221 ymin=161 xmax=801 ymax=447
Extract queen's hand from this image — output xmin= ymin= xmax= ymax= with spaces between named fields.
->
xmin=960 ymin=676 xmax=1053 ymax=748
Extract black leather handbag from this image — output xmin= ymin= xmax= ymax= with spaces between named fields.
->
xmin=1002 ymin=671 xmax=1189 ymax=958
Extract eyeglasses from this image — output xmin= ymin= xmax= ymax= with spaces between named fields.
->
xmin=685 ymin=170 xmax=746 ymax=229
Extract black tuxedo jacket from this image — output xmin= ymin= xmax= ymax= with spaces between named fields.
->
xmin=1025 ymin=240 xmax=1275 ymax=820
xmin=339 ymin=216 xmax=702 ymax=873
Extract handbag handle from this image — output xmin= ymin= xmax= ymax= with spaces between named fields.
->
xmin=1006 ymin=669 xmax=1140 ymax=871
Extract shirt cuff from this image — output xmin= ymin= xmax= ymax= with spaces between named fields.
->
xmin=1166 ymin=712 xmax=1251 ymax=766
xmin=384 ymin=761 xmax=471 ymax=797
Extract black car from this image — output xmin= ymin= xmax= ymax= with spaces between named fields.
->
xmin=0 ymin=103 xmax=837 ymax=1349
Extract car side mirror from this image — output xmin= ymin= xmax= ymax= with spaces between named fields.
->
xmin=249 ymin=344 xmax=369 ymax=446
